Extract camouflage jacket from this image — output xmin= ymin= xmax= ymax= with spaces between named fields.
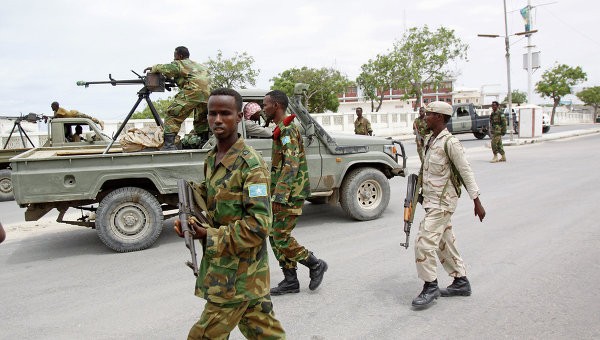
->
xmin=271 ymin=116 xmax=310 ymax=205
xmin=422 ymin=129 xmax=480 ymax=212
xmin=193 ymin=137 xmax=272 ymax=304
xmin=150 ymin=58 xmax=210 ymax=104
xmin=490 ymin=110 xmax=507 ymax=136
xmin=354 ymin=117 xmax=372 ymax=135
xmin=413 ymin=116 xmax=430 ymax=143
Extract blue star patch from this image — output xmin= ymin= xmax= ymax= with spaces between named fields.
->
xmin=249 ymin=184 xmax=268 ymax=197
xmin=281 ymin=136 xmax=291 ymax=145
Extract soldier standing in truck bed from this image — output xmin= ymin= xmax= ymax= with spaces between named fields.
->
xmin=144 ymin=46 xmax=210 ymax=150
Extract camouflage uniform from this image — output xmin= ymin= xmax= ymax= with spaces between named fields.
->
xmin=269 ymin=116 xmax=311 ymax=269
xmin=415 ymin=129 xmax=480 ymax=282
xmin=53 ymin=107 xmax=104 ymax=129
xmin=413 ymin=116 xmax=430 ymax=163
xmin=189 ymin=137 xmax=285 ymax=339
xmin=490 ymin=109 xmax=507 ymax=157
xmin=150 ymin=59 xmax=210 ymax=134
xmin=354 ymin=116 xmax=372 ymax=135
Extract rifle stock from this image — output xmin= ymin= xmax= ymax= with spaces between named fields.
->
xmin=400 ymin=173 xmax=420 ymax=249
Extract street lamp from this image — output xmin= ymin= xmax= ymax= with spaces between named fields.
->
xmin=477 ymin=0 xmax=514 ymax=141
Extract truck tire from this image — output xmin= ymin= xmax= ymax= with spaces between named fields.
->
xmin=473 ymin=132 xmax=486 ymax=140
xmin=340 ymin=167 xmax=390 ymax=221
xmin=0 ymin=169 xmax=14 ymax=202
xmin=96 ymin=187 xmax=163 ymax=252
xmin=542 ymin=126 xmax=550 ymax=133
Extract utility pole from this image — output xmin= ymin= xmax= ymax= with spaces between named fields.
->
xmin=503 ymin=0 xmax=514 ymax=141
xmin=526 ymin=0 xmax=533 ymax=104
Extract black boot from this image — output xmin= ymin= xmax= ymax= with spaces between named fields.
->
xmin=161 ymin=133 xmax=177 ymax=151
xmin=412 ymin=279 xmax=441 ymax=308
xmin=270 ymin=268 xmax=300 ymax=295
xmin=299 ymin=252 xmax=328 ymax=290
xmin=440 ymin=276 xmax=471 ymax=297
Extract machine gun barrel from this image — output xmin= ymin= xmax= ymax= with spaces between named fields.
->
xmin=76 ymin=71 xmax=176 ymax=92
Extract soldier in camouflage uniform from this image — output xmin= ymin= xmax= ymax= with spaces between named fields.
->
xmin=263 ymin=90 xmax=328 ymax=295
xmin=51 ymin=102 xmax=104 ymax=130
xmin=144 ymin=46 xmax=210 ymax=150
xmin=354 ymin=107 xmax=372 ymax=135
xmin=176 ymin=88 xmax=285 ymax=339
xmin=413 ymin=106 xmax=431 ymax=163
xmin=489 ymin=101 xmax=507 ymax=162
xmin=411 ymin=101 xmax=486 ymax=309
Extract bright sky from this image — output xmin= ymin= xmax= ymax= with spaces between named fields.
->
xmin=1 ymin=0 xmax=598 ymax=119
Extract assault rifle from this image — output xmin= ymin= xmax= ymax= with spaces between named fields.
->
xmin=400 ymin=173 xmax=421 ymax=249
xmin=177 ymin=179 xmax=212 ymax=276
xmin=1 ymin=113 xmax=49 ymax=149
xmin=77 ymin=70 xmax=177 ymax=154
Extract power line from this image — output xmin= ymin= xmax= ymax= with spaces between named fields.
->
xmin=539 ymin=6 xmax=600 ymax=48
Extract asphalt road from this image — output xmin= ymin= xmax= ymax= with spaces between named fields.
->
xmin=1 ymin=128 xmax=599 ymax=339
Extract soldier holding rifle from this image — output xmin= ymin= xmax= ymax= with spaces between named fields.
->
xmin=174 ymin=88 xmax=285 ymax=339
xmin=144 ymin=46 xmax=210 ymax=150
xmin=413 ymin=106 xmax=430 ymax=163
xmin=410 ymin=101 xmax=486 ymax=309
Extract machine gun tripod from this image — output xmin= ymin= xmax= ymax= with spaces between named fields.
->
xmin=77 ymin=70 xmax=177 ymax=154
xmin=1 ymin=113 xmax=48 ymax=149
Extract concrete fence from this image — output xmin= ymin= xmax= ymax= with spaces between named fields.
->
xmin=1 ymin=109 xmax=594 ymax=148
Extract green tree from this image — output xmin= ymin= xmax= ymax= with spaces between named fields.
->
xmin=271 ymin=67 xmax=352 ymax=112
xmin=392 ymin=26 xmax=468 ymax=108
xmin=132 ymin=97 xmax=173 ymax=119
xmin=503 ymin=90 xmax=527 ymax=105
xmin=356 ymin=53 xmax=401 ymax=112
xmin=576 ymin=86 xmax=600 ymax=116
xmin=535 ymin=64 xmax=587 ymax=124
xmin=206 ymin=50 xmax=260 ymax=89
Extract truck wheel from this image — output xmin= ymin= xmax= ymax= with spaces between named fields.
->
xmin=340 ymin=168 xmax=390 ymax=221
xmin=542 ymin=126 xmax=550 ymax=133
xmin=0 ymin=169 xmax=14 ymax=202
xmin=96 ymin=187 xmax=163 ymax=252
xmin=473 ymin=132 xmax=486 ymax=140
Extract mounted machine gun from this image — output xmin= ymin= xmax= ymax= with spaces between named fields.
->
xmin=1 ymin=113 xmax=48 ymax=149
xmin=77 ymin=70 xmax=177 ymax=154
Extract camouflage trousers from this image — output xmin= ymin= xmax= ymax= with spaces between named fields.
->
xmin=269 ymin=200 xmax=309 ymax=269
xmin=491 ymin=134 xmax=505 ymax=156
xmin=414 ymin=208 xmax=466 ymax=282
xmin=416 ymin=139 xmax=425 ymax=163
xmin=188 ymin=295 xmax=286 ymax=340
xmin=164 ymin=96 xmax=207 ymax=134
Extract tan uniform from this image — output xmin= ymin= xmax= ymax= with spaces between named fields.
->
xmin=54 ymin=107 xmax=104 ymax=129
xmin=415 ymin=128 xmax=480 ymax=282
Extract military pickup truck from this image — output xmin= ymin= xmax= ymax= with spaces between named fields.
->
xmin=446 ymin=103 xmax=492 ymax=139
xmin=0 ymin=117 xmax=110 ymax=201
xmin=12 ymin=85 xmax=407 ymax=252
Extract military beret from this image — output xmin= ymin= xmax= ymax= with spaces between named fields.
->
xmin=425 ymin=101 xmax=453 ymax=116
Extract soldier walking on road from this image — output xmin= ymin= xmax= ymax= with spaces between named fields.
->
xmin=144 ymin=46 xmax=211 ymax=150
xmin=354 ymin=107 xmax=373 ymax=136
xmin=490 ymin=101 xmax=507 ymax=162
xmin=412 ymin=101 xmax=486 ymax=309
xmin=263 ymin=90 xmax=328 ymax=295
xmin=413 ymin=106 xmax=431 ymax=163
xmin=175 ymin=88 xmax=285 ymax=339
